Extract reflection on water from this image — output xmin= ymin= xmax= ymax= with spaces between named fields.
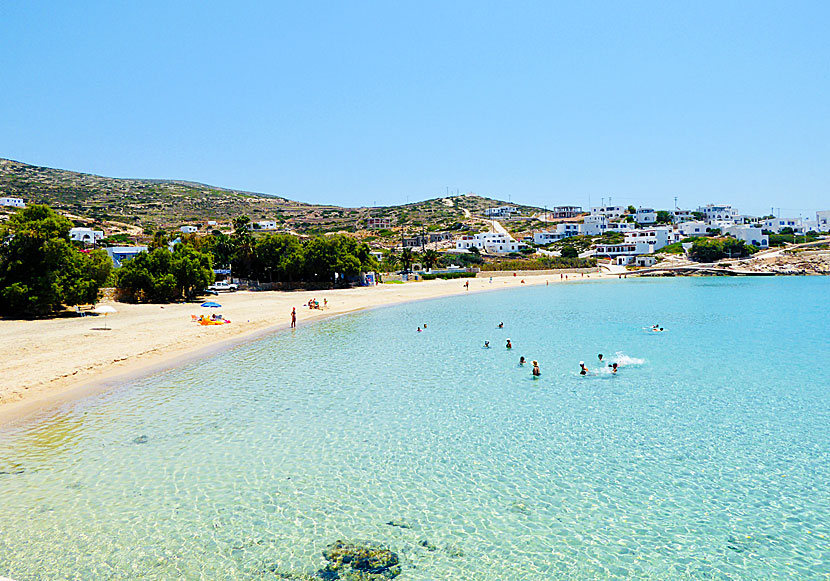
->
xmin=1 ymin=277 xmax=829 ymax=580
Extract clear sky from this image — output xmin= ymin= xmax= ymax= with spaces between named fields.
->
xmin=2 ymin=1 xmax=828 ymax=216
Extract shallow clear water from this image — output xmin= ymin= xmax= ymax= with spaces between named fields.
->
xmin=1 ymin=277 xmax=829 ymax=580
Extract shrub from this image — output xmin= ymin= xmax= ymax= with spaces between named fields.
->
xmin=421 ymin=272 xmax=476 ymax=280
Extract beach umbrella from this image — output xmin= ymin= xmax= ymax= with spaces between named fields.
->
xmin=93 ymin=304 xmax=117 ymax=329
xmin=201 ymin=301 xmax=222 ymax=308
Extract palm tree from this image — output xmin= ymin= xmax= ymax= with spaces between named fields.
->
xmin=400 ymin=247 xmax=414 ymax=273
xmin=422 ymin=249 xmax=440 ymax=271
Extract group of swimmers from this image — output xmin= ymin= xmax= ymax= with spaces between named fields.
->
xmin=484 ymin=322 xmax=542 ymax=378
xmin=579 ymin=353 xmax=618 ymax=375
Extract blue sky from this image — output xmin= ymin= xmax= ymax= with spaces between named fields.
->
xmin=2 ymin=1 xmax=828 ymax=216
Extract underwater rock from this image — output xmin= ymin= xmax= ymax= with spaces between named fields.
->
xmin=320 ymin=540 xmax=401 ymax=579
xmin=133 ymin=435 xmax=149 ymax=444
xmin=385 ymin=520 xmax=412 ymax=529
xmin=418 ymin=539 xmax=437 ymax=552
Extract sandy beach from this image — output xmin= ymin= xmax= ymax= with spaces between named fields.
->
xmin=0 ymin=270 xmax=619 ymax=425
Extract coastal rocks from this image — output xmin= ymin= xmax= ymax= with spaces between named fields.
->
xmin=319 ymin=540 xmax=401 ymax=579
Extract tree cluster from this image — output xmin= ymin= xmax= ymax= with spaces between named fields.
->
xmin=0 ymin=205 xmax=112 ymax=317
xmin=689 ymin=237 xmax=757 ymax=262
xmin=201 ymin=217 xmax=378 ymax=285
xmin=115 ymin=244 xmax=214 ymax=302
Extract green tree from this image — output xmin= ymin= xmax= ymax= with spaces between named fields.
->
xmin=171 ymin=244 xmax=214 ymax=299
xmin=560 ymin=245 xmax=579 ymax=259
xmin=253 ymin=233 xmax=304 ymax=282
xmin=627 ymin=205 xmax=636 ymax=214
xmin=0 ymin=205 xmax=112 ymax=316
xmin=422 ymin=249 xmax=440 ymax=270
xmin=656 ymin=210 xmax=673 ymax=224
xmin=400 ymin=247 xmax=414 ymax=272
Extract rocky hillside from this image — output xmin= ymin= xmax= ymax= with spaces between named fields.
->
xmin=0 ymin=158 xmax=543 ymax=236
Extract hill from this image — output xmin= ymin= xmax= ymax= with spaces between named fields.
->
xmin=0 ymin=158 xmax=544 ymax=238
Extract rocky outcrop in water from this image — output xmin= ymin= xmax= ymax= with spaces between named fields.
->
xmin=318 ymin=540 xmax=401 ymax=580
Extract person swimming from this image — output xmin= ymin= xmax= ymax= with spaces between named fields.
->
xmin=498 ymin=322 xmax=504 ymax=328
xmin=532 ymin=360 xmax=541 ymax=377
xmin=417 ymin=326 xmax=421 ymax=332
xmin=579 ymin=361 xmax=588 ymax=375
xmin=598 ymin=353 xmax=604 ymax=363
xmin=519 ymin=356 xmax=526 ymax=366
xmin=611 ymin=362 xmax=618 ymax=373
xmin=484 ymin=341 xmax=490 ymax=348
xmin=506 ymin=339 xmax=512 ymax=349
xmin=423 ymin=323 xmax=427 ymax=329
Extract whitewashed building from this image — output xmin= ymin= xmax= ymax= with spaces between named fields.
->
xmin=455 ymin=232 xmax=528 ymax=254
xmin=0 ymin=197 xmax=25 ymax=208
xmin=581 ymin=214 xmax=609 ymax=236
xmin=534 ymin=223 xmax=580 ymax=244
xmin=698 ymin=204 xmax=739 ymax=223
xmin=762 ymin=218 xmax=804 ymax=234
xmin=180 ymin=225 xmax=198 ymax=234
xmin=606 ymin=221 xmax=636 ymax=233
xmin=485 ymin=206 xmax=519 ymax=218
xmin=590 ymin=205 xmax=626 ymax=219
xmin=595 ymin=227 xmax=679 ymax=258
xmin=723 ymin=225 xmax=768 ymax=248
xmin=672 ymin=209 xmax=693 ymax=222
xmin=69 ymin=227 xmax=104 ymax=244
xmin=678 ymin=221 xmax=709 ymax=237
xmin=635 ymin=207 xmax=657 ymax=224
xmin=816 ymin=211 xmax=830 ymax=232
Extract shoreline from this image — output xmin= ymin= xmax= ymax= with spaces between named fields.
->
xmin=0 ymin=270 xmax=621 ymax=428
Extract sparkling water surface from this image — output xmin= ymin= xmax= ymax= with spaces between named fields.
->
xmin=1 ymin=277 xmax=829 ymax=580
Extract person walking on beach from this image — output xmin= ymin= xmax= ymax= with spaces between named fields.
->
xmin=464 ymin=281 xmax=470 ymax=291
xmin=290 ymin=307 xmax=296 ymax=328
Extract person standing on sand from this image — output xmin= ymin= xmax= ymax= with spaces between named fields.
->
xmin=464 ymin=281 xmax=470 ymax=291
xmin=291 ymin=307 xmax=296 ymax=328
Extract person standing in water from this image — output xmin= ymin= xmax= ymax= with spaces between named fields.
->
xmin=611 ymin=362 xmax=618 ymax=374
xmin=598 ymin=353 xmax=604 ymax=364
xmin=532 ymin=361 xmax=541 ymax=377
xmin=484 ymin=341 xmax=490 ymax=348
xmin=506 ymin=339 xmax=512 ymax=349
xmin=519 ymin=356 xmax=526 ymax=366
xmin=498 ymin=322 xmax=504 ymax=328
xmin=290 ymin=307 xmax=296 ymax=328
xmin=579 ymin=361 xmax=588 ymax=375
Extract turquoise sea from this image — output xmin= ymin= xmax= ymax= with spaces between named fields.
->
xmin=1 ymin=277 xmax=829 ymax=580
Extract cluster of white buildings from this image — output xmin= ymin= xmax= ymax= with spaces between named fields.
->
xmin=455 ymin=232 xmax=529 ymax=254
xmin=523 ymin=203 xmax=830 ymax=264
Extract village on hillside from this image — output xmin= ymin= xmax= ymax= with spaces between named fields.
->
xmin=2 ymin=191 xmax=829 ymax=282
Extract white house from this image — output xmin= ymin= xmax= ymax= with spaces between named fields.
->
xmin=485 ymin=206 xmax=519 ymax=218
xmin=762 ymin=218 xmax=804 ymax=234
xmin=369 ymin=250 xmax=384 ymax=263
xmin=816 ymin=211 xmax=830 ymax=232
xmin=723 ymin=225 xmax=768 ymax=248
xmin=590 ymin=205 xmax=626 ymax=219
xmin=207 ymin=220 xmax=217 ymax=226
xmin=616 ymin=255 xmax=658 ymax=267
xmin=105 ymin=246 xmax=148 ymax=267
xmin=581 ymin=214 xmax=608 ymax=236
xmin=366 ymin=217 xmax=392 ymax=229
xmin=698 ymin=204 xmax=739 ymax=223
xmin=678 ymin=220 xmax=709 ymax=237
xmin=595 ymin=227 xmax=679 ymax=258
xmin=635 ymin=207 xmax=657 ymax=224
xmin=534 ymin=223 xmax=580 ymax=244
xmin=672 ymin=209 xmax=693 ymax=222
xmin=456 ymin=232 xmax=528 ymax=254
xmin=69 ymin=227 xmax=104 ymax=244
xmin=0 ymin=197 xmax=25 ymax=208
xmin=252 ymin=220 xmax=277 ymax=230
xmin=180 ymin=225 xmax=198 ymax=234
xmin=606 ymin=221 xmax=636 ymax=233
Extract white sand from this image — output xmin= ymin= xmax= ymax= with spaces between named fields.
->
xmin=0 ymin=271 xmax=617 ymax=424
